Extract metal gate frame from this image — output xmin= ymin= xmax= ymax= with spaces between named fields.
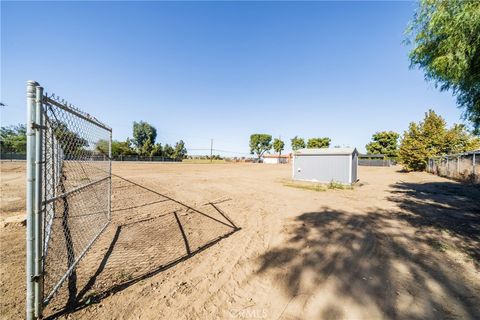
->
xmin=25 ymin=80 xmax=112 ymax=319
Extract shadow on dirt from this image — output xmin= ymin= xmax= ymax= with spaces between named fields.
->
xmin=257 ymin=180 xmax=479 ymax=319
xmin=46 ymin=175 xmax=240 ymax=319
xmin=389 ymin=181 xmax=480 ymax=262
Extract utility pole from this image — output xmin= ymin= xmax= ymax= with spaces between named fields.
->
xmin=279 ymin=135 xmax=282 ymax=156
xmin=210 ymin=139 xmax=213 ymax=163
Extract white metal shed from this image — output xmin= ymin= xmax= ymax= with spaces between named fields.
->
xmin=292 ymin=148 xmax=358 ymax=184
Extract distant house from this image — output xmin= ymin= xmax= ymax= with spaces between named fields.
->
xmin=263 ymin=153 xmax=291 ymax=164
xmin=293 ymin=148 xmax=358 ymax=184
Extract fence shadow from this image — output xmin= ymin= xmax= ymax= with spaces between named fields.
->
xmin=45 ymin=175 xmax=240 ymax=319
xmin=256 ymin=181 xmax=480 ymax=319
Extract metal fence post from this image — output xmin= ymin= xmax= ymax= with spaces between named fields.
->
xmin=108 ymin=131 xmax=112 ymax=221
xmin=26 ymin=80 xmax=38 ymax=320
xmin=456 ymin=155 xmax=460 ymax=177
xmin=474 ymin=152 xmax=477 ymax=181
xmin=34 ymin=85 xmax=44 ymax=318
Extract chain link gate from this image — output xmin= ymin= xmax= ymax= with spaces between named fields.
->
xmin=26 ymin=81 xmax=112 ymax=319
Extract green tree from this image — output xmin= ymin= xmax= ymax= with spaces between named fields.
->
xmin=399 ymin=122 xmax=429 ymax=171
xmin=150 ymin=143 xmax=163 ymax=157
xmin=365 ymin=131 xmax=400 ymax=158
xmin=96 ymin=139 xmax=137 ymax=157
xmin=420 ymin=110 xmax=448 ymax=156
xmin=443 ymin=124 xmax=480 ymax=154
xmin=0 ymin=124 xmax=27 ymax=153
xmin=95 ymin=139 xmax=109 ymax=155
xmin=399 ymin=110 xmax=479 ymax=171
xmin=139 ymin=138 xmax=154 ymax=156
xmin=306 ymin=137 xmax=331 ymax=148
xmin=407 ymin=0 xmax=480 ymax=132
xmin=132 ymin=121 xmax=157 ymax=149
xmin=290 ymin=136 xmax=306 ymax=151
xmin=173 ymin=140 xmax=187 ymax=160
xmin=273 ymin=138 xmax=285 ymax=156
xmin=249 ymin=134 xmax=272 ymax=159
xmin=163 ymin=144 xmax=175 ymax=159
xmin=120 ymin=138 xmax=137 ymax=155
xmin=53 ymin=122 xmax=89 ymax=153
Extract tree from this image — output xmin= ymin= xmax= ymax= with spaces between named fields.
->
xmin=150 ymin=143 xmax=163 ymax=157
xmin=0 ymin=124 xmax=26 ymax=153
xmin=95 ymin=139 xmax=109 ymax=155
xmin=132 ymin=121 xmax=157 ymax=149
xmin=173 ymin=140 xmax=187 ymax=160
xmin=443 ymin=124 xmax=480 ymax=154
xmin=53 ymin=122 xmax=89 ymax=153
xmin=273 ymin=138 xmax=285 ymax=155
xmin=249 ymin=134 xmax=272 ymax=159
xmin=139 ymin=138 xmax=154 ymax=156
xmin=399 ymin=122 xmax=429 ymax=171
xmin=365 ymin=131 xmax=400 ymax=158
xmin=399 ymin=110 xmax=479 ymax=171
xmin=96 ymin=139 xmax=137 ymax=157
xmin=407 ymin=0 xmax=480 ymax=132
xmin=163 ymin=144 xmax=175 ymax=159
xmin=290 ymin=136 xmax=305 ymax=151
xmin=121 ymin=138 xmax=137 ymax=155
xmin=306 ymin=137 xmax=331 ymax=148
xmin=420 ymin=110 xmax=448 ymax=156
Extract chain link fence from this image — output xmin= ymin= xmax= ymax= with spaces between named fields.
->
xmin=26 ymin=81 xmax=111 ymax=319
xmin=112 ymin=155 xmax=181 ymax=162
xmin=427 ymin=151 xmax=479 ymax=183
xmin=358 ymin=154 xmax=394 ymax=167
xmin=0 ymin=153 xmax=182 ymax=162
xmin=0 ymin=152 xmax=27 ymax=160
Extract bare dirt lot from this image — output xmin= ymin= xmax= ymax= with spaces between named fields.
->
xmin=1 ymin=161 xmax=479 ymax=319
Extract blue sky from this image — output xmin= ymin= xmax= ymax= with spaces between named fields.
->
xmin=1 ymin=1 xmax=463 ymax=155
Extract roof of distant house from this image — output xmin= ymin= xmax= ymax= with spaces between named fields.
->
xmin=295 ymin=148 xmax=357 ymax=156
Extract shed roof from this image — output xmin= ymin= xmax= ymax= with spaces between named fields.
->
xmin=295 ymin=148 xmax=357 ymax=156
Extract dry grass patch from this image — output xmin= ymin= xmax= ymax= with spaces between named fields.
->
xmin=282 ymin=179 xmax=353 ymax=192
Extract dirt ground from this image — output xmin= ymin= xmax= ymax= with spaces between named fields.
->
xmin=1 ymin=161 xmax=479 ymax=319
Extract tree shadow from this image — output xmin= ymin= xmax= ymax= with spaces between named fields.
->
xmin=388 ymin=181 xmax=480 ymax=262
xmin=256 ymin=181 xmax=480 ymax=319
xmin=45 ymin=175 xmax=240 ymax=319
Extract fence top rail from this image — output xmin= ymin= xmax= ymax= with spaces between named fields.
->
xmin=358 ymin=154 xmax=386 ymax=159
xmin=430 ymin=150 xmax=480 ymax=159
xmin=42 ymin=95 xmax=112 ymax=132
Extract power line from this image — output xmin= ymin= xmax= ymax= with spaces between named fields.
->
xmin=186 ymin=148 xmax=250 ymax=154
xmin=212 ymin=149 xmax=251 ymax=155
